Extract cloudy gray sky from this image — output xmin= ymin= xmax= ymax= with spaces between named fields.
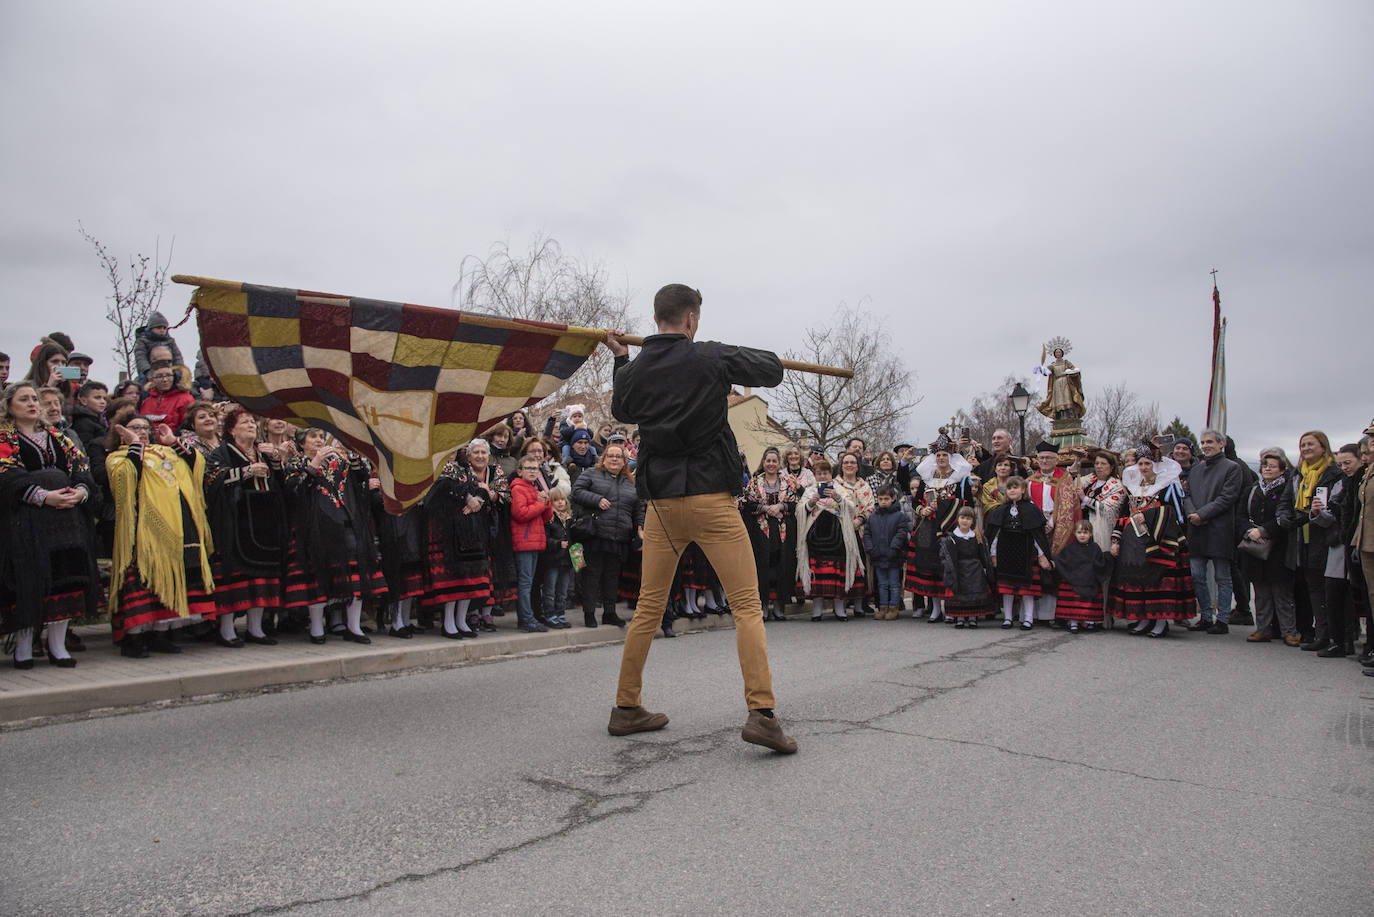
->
xmin=3 ymin=1 xmax=1370 ymax=458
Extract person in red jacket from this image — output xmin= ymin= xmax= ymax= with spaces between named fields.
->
xmin=138 ymin=364 xmax=195 ymax=432
xmin=510 ymin=456 xmax=554 ymax=633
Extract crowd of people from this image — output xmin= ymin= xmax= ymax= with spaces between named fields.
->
xmin=2 ymin=327 xmax=1372 ymax=684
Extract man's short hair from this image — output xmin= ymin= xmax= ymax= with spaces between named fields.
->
xmin=0 ymin=352 xmax=9 ymax=363
xmin=77 ymin=380 xmax=107 ymax=399
xmin=847 ymin=437 xmax=865 ymax=451
xmin=653 ymin=284 xmax=702 ymax=327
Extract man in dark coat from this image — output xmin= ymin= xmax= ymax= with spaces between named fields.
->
xmin=1184 ymin=429 xmax=1243 ymax=633
xmin=604 ymin=283 xmax=797 ymax=754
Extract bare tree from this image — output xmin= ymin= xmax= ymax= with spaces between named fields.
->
xmin=955 ymin=374 xmax=1050 ymax=456
xmin=1086 ymin=381 xmax=1161 ymax=452
xmin=454 ymin=233 xmax=637 ymax=428
xmin=770 ymin=304 xmax=919 ymax=452
xmin=79 ymin=223 xmax=174 ymax=379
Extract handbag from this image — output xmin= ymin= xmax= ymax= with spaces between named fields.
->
xmin=569 ymin=511 xmax=597 ymax=543
xmin=1237 ymin=535 xmax=1273 ymax=561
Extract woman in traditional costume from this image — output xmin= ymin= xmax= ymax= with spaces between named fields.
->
xmin=281 ymin=433 xmax=386 ymax=644
xmin=1108 ymin=441 xmax=1194 ymax=637
xmin=905 ymin=433 xmax=976 ymax=622
xmin=782 ymin=444 xmax=816 ymax=490
xmin=107 ymin=416 xmax=217 ymax=657
xmin=424 ymin=444 xmax=493 ymax=638
xmin=977 ymin=455 xmax=1017 ymax=521
xmin=834 ymin=451 xmax=876 ymax=616
xmin=468 ymin=438 xmax=517 ymax=623
xmin=796 ymin=456 xmax=864 ymax=621
xmin=0 ymin=382 xmax=100 ymax=668
xmin=741 ymin=446 xmax=802 ymax=622
xmin=204 ymin=408 xmax=288 ymax=647
xmin=1078 ymin=450 xmax=1126 ymax=623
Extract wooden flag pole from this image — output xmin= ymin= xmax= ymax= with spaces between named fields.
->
xmin=172 ymin=274 xmax=854 ymax=378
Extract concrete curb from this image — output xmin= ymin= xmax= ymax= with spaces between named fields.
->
xmin=0 ymin=613 xmax=750 ymax=724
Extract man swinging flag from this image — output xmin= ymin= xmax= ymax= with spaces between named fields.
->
xmin=1206 ymin=272 xmax=1227 ymax=435
xmin=178 ymin=276 xmax=602 ymax=513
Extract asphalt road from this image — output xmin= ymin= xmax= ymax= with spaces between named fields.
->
xmin=2 ymin=616 xmax=1370 ymax=916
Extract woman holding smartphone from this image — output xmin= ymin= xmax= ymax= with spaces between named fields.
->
xmin=1278 ymin=430 xmax=1342 ymax=649
xmin=796 ymin=456 xmax=865 ymax=621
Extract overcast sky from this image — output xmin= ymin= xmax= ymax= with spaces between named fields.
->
xmin=3 ymin=1 xmax=1370 ymax=458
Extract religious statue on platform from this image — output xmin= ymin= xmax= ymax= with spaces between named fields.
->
xmin=1034 ymin=336 xmax=1085 ymax=421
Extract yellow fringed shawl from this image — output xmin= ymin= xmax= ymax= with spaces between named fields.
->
xmin=107 ymin=444 xmax=215 ymax=617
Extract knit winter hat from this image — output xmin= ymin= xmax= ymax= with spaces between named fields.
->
xmin=147 ymin=311 xmax=170 ymax=329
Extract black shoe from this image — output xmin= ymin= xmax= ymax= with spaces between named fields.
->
xmin=584 ymin=613 xmax=598 ymax=628
xmin=602 ymin=613 xmax=626 ymax=628
xmin=968 ymin=619 xmax=979 ymax=628
xmin=47 ymin=654 xmax=77 ymax=668
xmin=120 ymin=633 xmax=151 ymax=657
xmin=1020 ymin=622 xmax=1033 ymax=630
xmin=12 ymin=657 xmax=34 ymax=669
xmin=441 ymin=629 xmax=464 ymax=640
xmin=1147 ymin=622 xmax=1171 ymax=638
xmin=479 ymin=619 xmax=497 ymax=632
xmin=243 ymin=633 xmax=278 ymax=646
xmin=1358 ymin=652 xmax=1374 ymax=666
xmin=954 ymin=620 xmax=965 ymax=628
xmin=662 ymin=626 xmax=676 ymax=638
xmin=308 ymin=634 xmax=327 ymax=645
xmin=215 ymin=634 xmax=245 ymax=649
xmin=148 ymin=631 xmax=183 ymax=654
xmin=388 ymin=627 xmax=413 ymax=639
xmin=342 ymin=631 xmax=371 ymax=645
xmin=1186 ymin=619 xmax=1213 ymax=632
xmin=1300 ymin=638 xmax=1332 ymax=652
xmin=1206 ymin=622 xmax=1229 ymax=635
xmin=1315 ymin=644 xmax=1349 ymax=658
xmin=1001 ymin=620 xmax=1013 ymax=629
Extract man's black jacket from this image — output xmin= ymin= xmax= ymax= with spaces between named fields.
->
xmin=612 ymin=333 xmax=783 ymax=500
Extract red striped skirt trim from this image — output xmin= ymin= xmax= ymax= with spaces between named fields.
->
xmin=387 ymin=566 xmax=428 ymax=602
xmin=427 ymin=574 xmax=491 ymax=605
xmin=212 ymin=571 xmax=283 ymax=614
xmin=806 ymin=558 xmax=866 ymax=598
xmin=112 ymin=569 xmax=216 ymax=641
xmin=905 ymin=567 xmax=943 ymax=598
xmin=1053 ymin=583 xmax=1104 ymax=623
xmin=942 ymin=592 xmax=992 ymax=618
xmin=996 ymin=565 xmax=1046 ymax=598
xmin=1107 ymin=567 xmax=1194 ymax=621
xmin=0 ymin=589 xmax=89 ymax=633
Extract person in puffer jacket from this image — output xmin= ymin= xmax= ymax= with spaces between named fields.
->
xmin=861 ymin=485 xmax=910 ymax=619
xmin=133 ymin=311 xmax=186 ymax=384
xmin=511 ymin=456 xmax=554 ymax=633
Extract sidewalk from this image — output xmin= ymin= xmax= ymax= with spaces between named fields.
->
xmin=0 ymin=610 xmax=743 ymax=726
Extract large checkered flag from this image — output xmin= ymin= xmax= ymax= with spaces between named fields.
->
xmin=184 ymin=277 xmax=602 ymax=513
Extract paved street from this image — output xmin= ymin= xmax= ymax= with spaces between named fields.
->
xmin=2 ymin=616 xmax=1370 ymax=916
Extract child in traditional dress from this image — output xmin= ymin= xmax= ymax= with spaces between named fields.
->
xmin=984 ymin=476 xmax=1053 ymax=630
xmin=1052 ymin=520 xmax=1111 ymax=633
xmin=939 ymin=506 xmax=993 ymax=628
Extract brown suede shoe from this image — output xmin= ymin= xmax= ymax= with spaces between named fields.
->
xmin=741 ymin=710 xmax=798 ymax=754
xmin=1246 ymin=631 xmax=1271 ymax=643
xmin=608 ymin=706 xmax=669 ymax=736
xmin=1283 ymin=634 xmax=1302 ymax=647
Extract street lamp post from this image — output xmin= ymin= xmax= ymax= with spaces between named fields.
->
xmin=1009 ymin=382 xmax=1031 ymax=457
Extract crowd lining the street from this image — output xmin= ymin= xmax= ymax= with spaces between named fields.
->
xmin=2 ymin=323 xmax=1372 ymax=682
